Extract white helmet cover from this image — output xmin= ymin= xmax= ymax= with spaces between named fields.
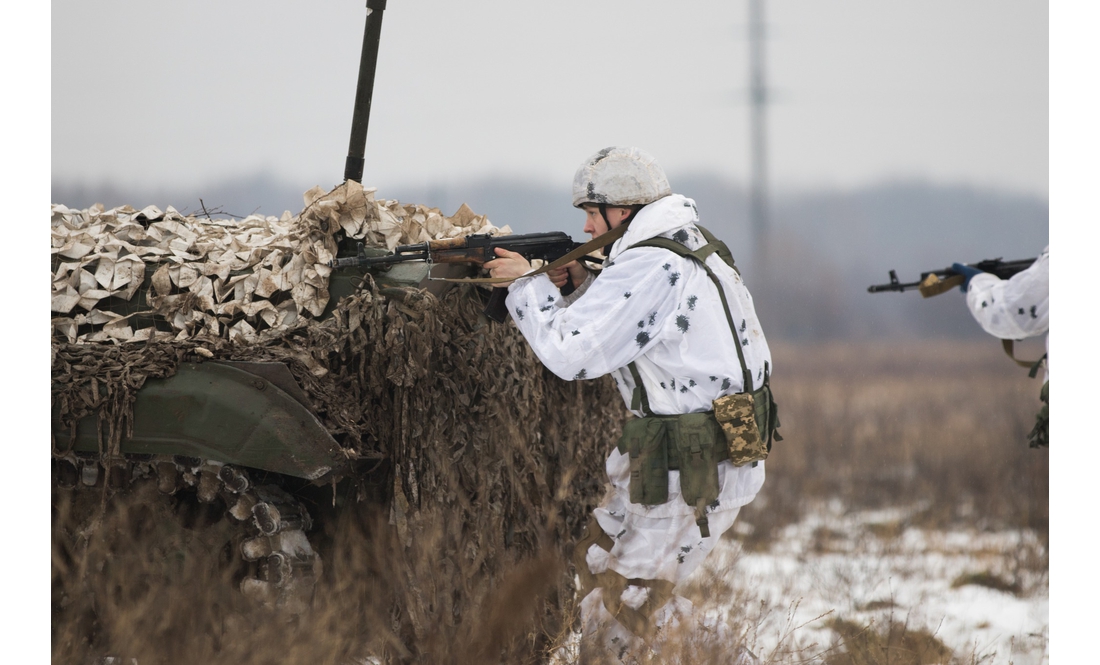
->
xmin=572 ymin=146 xmax=672 ymax=208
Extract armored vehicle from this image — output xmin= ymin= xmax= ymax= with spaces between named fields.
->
xmin=51 ymin=184 xmax=472 ymax=607
xmin=51 ymin=184 xmax=624 ymax=662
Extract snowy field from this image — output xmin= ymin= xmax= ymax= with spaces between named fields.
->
xmin=682 ymin=501 xmax=1048 ymax=664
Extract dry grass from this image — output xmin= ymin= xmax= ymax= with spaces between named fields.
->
xmin=736 ymin=339 xmax=1048 ymax=553
xmin=950 ymin=571 xmax=1021 ymax=595
xmin=823 ymin=617 xmax=952 ymax=665
xmin=52 ymin=483 xmax=575 ymax=665
xmin=52 ymin=338 xmax=1049 ymax=664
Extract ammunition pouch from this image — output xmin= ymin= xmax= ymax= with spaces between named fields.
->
xmin=618 ymin=227 xmax=783 ymax=537
xmin=618 ymin=416 xmax=671 ymax=506
xmin=617 ymin=412 xmax=727 ymax=536
xmin=714 ymin=375 xmax=781 ymax=466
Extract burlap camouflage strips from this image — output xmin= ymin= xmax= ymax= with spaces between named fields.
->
xmin=50 ymin=181 xmax=510 ymax=345
xmin=712 ymin=391 xmax=768 ymax=466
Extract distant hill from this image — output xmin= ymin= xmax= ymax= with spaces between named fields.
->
xmin=52 ymin=173 xmax=313 ymax=221
xmin=53 ymin=174 xmax=1048 ymax=341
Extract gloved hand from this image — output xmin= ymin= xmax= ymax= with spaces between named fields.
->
xmin=951 ymin=262 xmax=984 ymax=292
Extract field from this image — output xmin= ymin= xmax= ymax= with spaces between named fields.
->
xmin=677 ymin=339 xmax=1049 ymax=664
xmin=52 ymin=338 xmax=1048 ymax=664
xmin=547 ymin=339 xmax=1048 ymax=665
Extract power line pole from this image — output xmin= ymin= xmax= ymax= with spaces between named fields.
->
xmin=748 ymin=0 xmax=769 ymax=267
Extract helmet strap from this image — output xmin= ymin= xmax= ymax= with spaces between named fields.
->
xmin=598 ymin=203 xmax=643 ymax=233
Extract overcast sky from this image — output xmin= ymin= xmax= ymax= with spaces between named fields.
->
xmin=52 ymin=0 xmax=1048 ymax=198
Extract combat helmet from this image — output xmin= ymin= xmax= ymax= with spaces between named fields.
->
xmin=572 ymin=147 xmax=672 ymax=209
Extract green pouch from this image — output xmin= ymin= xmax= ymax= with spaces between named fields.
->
xmin=617 ymin=417 xmax=670 ymax=505
xmin=752 ymin=383 xmax=775 ymax=453
xmin=756 ymin=375 xmax=783 ymax=451
xmin=667 ymin=413 xmax=722 ymax=509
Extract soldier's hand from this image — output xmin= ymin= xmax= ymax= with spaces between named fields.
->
xmin=547 ymin=260 xmax=586 ymax=291
xmin=951 ymin=262 xmax=984 ymax=292
xmin=483 ymin=248 xmax=532 ymax=288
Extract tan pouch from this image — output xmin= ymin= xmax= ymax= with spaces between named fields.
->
xmin=713 ymin=392 xmax=768 ymax=466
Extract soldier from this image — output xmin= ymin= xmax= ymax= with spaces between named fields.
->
xmin=953 ymin=246 xmax=1049 ymax=446
xmin=485 ymin=147 xmax=776 ymax=661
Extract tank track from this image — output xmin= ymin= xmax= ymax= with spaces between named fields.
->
xmin=52 ymin=451 xmax=322 ymax=614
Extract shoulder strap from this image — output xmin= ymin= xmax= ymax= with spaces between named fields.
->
xmin=694 ymin=224 xmax=739 ymax=276
xmin=1002 ymin=339 xmax=1047 ymax=378
xmin=627 ymin=361 xmax=652 ymax=416
xmin=628 ymin=231 xmax=754 ymax=393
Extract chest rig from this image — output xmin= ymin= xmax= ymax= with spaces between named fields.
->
xmin=615 ymin=225 xmax=781 ymax=537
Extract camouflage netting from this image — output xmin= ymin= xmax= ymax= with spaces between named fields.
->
xmin=51 ymin=185 xmax=626 ymax=662
xmin=51 ymin=180 xmax=510 ymax=344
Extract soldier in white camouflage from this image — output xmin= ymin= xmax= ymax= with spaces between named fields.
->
xmin=486 ymin=147 xmax=776 ymax=662
xmin=954 ymin=247 xmax=1049 ymax=446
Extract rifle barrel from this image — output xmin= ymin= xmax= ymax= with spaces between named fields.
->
xmin=867 ymin=281 xmax=922 ymax=293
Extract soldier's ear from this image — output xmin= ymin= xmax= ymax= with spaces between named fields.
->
xmin=611 ymin=206 xmax=634 ymax=223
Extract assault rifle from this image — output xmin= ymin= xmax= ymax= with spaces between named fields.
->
xmin=330 ymin=231 xmax=603 ymax=322
xmin=867 ymin=257 xmax=1036 ymax=298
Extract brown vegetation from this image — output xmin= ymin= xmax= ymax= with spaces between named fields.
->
xmin=52 ymin=336 xmax=1049 ymax=664
xmin=736 ymin=339 xmax=1048 ymax=552
xmin=823 ymin=617 xmax=953 ymax=665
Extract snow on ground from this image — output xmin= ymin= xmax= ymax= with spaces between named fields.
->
xmin=691 ymin=500 xmax=1049 ymax=664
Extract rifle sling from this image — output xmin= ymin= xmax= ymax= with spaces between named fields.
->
xmin=1001 ymin=339 xmax=1047 ymax=377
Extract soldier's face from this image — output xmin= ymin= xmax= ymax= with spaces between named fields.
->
xmin=582 ymin=205 xmax=632 ymax=238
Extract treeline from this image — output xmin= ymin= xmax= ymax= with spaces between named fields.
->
xmin=52 ymin=174 xmax=1048 ymax=341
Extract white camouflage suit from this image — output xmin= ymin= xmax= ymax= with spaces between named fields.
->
xmin=505 ymin=193 xmax=769 ymax=656
xmin=965 ymin=246 xmax=1050 ymax=380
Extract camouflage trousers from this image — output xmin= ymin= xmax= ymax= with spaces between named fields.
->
xmin=574 ymin=476 xmax=743 ymax=659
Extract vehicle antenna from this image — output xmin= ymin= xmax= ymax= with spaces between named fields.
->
xmin=344 ymin=0 xmax=389 ymax=183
